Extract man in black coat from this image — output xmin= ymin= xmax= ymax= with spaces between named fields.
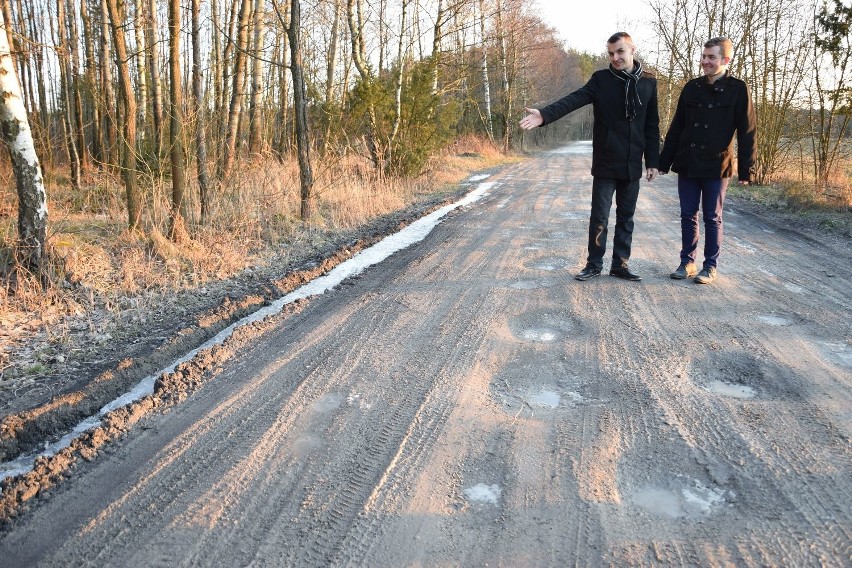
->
xmin=520 ymin=32 xmax=660 ymax=282
xmin=659 ymin=37 xmax=757 ymax=284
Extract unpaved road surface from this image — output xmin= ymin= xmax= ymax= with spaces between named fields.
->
xmin=1 ymin=143 xmax=850 ymax=566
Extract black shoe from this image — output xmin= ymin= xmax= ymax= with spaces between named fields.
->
xmin=575 ymin=265 xmax=602 ymax=281
xmin=609 ymin=266 xmax=642 ymax=282
xmin=694 ymin=267 xmax=717 ymax=284
xmin=670 ymin=262 xmax=698 ymax=280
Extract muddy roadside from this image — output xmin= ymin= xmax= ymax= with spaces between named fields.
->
xmin=0 ymin=184 xmax=479 ymax=466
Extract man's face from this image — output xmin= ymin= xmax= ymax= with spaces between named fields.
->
xmin=607 ymin=38 xmax=635 ymax=71
xmin=701 ymin=46 xmax=729 ymax=77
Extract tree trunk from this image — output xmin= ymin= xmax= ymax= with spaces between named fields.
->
xmin=67 ymin=0 xmax=90 ymax=171
xmin=477 ymin=0 xmax=493 ymax=142
xmin=248 ymin=0 xmax=265 ymax=156
xmin=191 ymin=0 xmax=210 ymax=223
xmin=167 ymin=0 xmax=188 ymax=241
xmin=106 ymin=0 xmax=141 ymax=231
xmin=99 ymin=0 xmax=118 ymax=168
xmin=134 ymin=0 xmax=149 ymax=132
xmin=80 ymin=0 xmax=103 ymax=165
xmin=288 ymin=0 xmax=312 ymax=220
xmin=322 ymin=0 xmax=340 ymax=153
xmin=57 ymin=0 xmax=81 ymax=191
xmin=218 ymin=0 xmax=251 ymax=179
xmin=145 ymin=0 xmax=164 ymax=160
xmin=0 ymin=10 xmax=48 ymax=273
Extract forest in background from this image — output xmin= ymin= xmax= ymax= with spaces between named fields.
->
xmin=0 ymin=0 xmax=850 ymax=315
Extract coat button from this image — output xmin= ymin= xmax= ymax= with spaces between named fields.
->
xmin=704 ymin=124 xmax=709 ymax=128
xmin=690 ymin=143 xmax=696 ymax=147
xmin=694 ymin=122 xmax=699 ymax=127
xmin=700 ymin=145 xmax=706 ymax=149
xmin=708 ymin=103 xmax=713 ymax=108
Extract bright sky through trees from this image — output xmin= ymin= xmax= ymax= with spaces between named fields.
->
xmin=534 ymin=1 xmax=652 ymax=54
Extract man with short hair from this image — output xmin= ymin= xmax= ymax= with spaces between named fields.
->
xmin=659 ymin=36 xmax=757 ymax=284
xmin=520 ymin=32 xmax=660 ymax=282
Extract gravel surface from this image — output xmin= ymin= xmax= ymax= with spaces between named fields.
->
xmin=0 ymin=147 xmax=849 ymax=565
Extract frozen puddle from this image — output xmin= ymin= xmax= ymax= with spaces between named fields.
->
xmin=0 ymin=180 xmax=497 ymax=485
xmin=464 ymin=483 xmax=502 ymax=505
xmin=821 ymin=342 xmax=852 ymax=369
xmin=632 ymin=480 xmax=727 ymax=519
xmin=757 ymin=314 xmax=792 ymax=326
xmin=520 ymin=328 xmax=558 ymax=342
xmin=528 ymin=389 xmax=560 ymax=409
xmin=703 ymin=380 xmax=756 ymax=399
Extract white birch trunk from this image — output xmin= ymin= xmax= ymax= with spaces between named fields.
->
xmin=0 ymin=10 xmax=48 ymax=270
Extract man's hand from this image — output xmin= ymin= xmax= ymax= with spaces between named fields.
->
xmin=519 ymin=108 xmax=543 ymax=130
xmin=646 ymin=168 xmax=659 ymax=181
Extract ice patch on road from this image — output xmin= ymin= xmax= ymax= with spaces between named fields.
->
xmin=704 ymin=380 xmax=756 ymax=399
xmin=784 ymin=283 xmax=804 ymax=294
xmin=756 ymin=314 xmax=791 ymax=326
xmin=464 ymin=483 xmax=502 ymax=505
xmin=528 ymin=389 xmax=560 ymax=408
xmin=632 ymin=480 xmax=726 ymax=519
xmin=469 ymin=174 xmax=490 ymax=181
xmin=521 ymin=328 xmax=558 ymax=342
xmin=0 ymin=180 xmax=496 ymax=485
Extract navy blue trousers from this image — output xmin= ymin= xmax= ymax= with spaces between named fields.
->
xmin=677 ymin=176 xmax=729 ymax=269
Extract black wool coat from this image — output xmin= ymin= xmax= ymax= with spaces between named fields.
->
xmin=659 ymin=73 xmax=756 ymax=181
xmin=539 ymin=67 xmax=660 ymax=181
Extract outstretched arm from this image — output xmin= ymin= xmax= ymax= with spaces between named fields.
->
xmin=519 ymin=108 xmax=543 ymax=130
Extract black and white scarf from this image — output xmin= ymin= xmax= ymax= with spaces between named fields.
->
xmin=608 ymin=61 xmax=644 ymax=120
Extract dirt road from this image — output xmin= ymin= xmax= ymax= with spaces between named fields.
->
xmin=1 ymin=143 xmax=850 ymax=566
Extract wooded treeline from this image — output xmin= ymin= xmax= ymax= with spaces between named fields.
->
xmin=1 ymin=0 xmax=850 ymax=272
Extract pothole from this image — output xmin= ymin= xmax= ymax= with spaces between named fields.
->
xmin=507 ymin=309 xmax=580 ymax=343
xmin=703 ymin=380 xmax=756 ymax=399
xmin=463 ymin=483 xmax=502 ymax=506
xmin=631 ymin=480 xmax=728 ymax=519
xmin=756 ymin=314 xmax=792 ymax=326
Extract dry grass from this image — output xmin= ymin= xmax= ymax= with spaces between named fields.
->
xmin=0 ymin=136 xmax=509 ymax=331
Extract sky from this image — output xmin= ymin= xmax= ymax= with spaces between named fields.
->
xmin=533 ymin=1 xmax=655 ymax=55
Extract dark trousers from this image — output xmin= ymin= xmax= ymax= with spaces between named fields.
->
xmin=677 ymin=176 xmax=729 ymax=269
xmin=586 ymin=177 xmax=640 ymax=269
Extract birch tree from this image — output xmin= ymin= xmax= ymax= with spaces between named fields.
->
xmin=191 ymin=0 xmax=210 ymax=222
xmin=0 ymin=10 xmax=48 ymax=272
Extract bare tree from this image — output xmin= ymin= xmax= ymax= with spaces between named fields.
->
xmin=248 ymin=0 xmax=266 ymax=156
xmin=167 ymin=0 xmax=188 ymax=241
xmin=57 ymin=0 xmax=81 ymax=191
xmin=0 ymin=9 xmax=48 ymax=273
xmin=145 ymin=0 xmax=164 ymax=159
xmin=134 ymin=0 xmax=149 ymax=130
xmin=191 ymin=0 xmax=210 ymax=223
xmin=106 ymin=0 xmax=141 ymax=231
xmin=219 ymin=0 xmax=251 ymax=179
xmin=286 ymin=0 xmax=313 ymax=219
xmin=477 ymin=0 xmax=494 ymax=142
